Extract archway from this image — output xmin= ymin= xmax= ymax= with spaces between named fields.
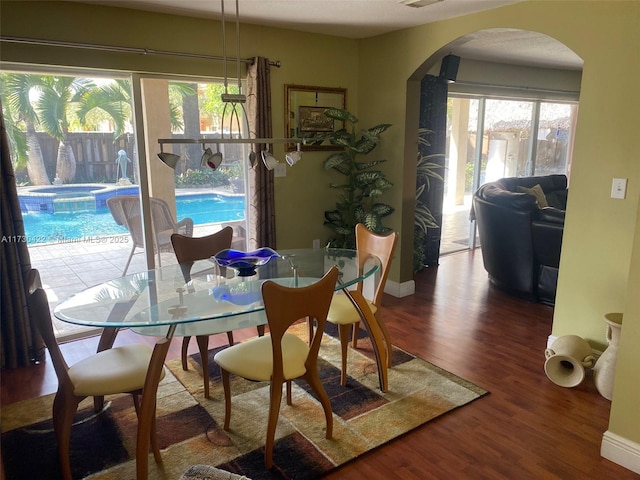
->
xmin=408 ymin=28 xmax=583 ymax=271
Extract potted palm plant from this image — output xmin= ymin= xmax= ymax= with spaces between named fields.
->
xmin=311 ymin=108 xmax=393 ymax=248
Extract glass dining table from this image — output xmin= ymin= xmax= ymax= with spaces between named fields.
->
xmin=53 ymin=247 xmax=387 ymax=480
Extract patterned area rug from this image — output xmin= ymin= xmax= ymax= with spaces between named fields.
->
xmin=2 ymin=324 xmax=488 ymax=480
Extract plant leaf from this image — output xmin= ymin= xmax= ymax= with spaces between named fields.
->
xmin=323 ymin=152 xmax=350 ymax=170
xmin=355 ymin=159 xmax=386 ymax=170
xmin=371 ymin=203 xmax=395 ymax=217
xmin=367 ymin=124 xmax=392 ymax=136
xmin=324 ymin=108 xmax=358 ymax=123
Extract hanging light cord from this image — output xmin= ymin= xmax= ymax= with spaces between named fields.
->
xmin=235 ymin=0 xmax=242 ymax=95
xmin=221 ymin=0 xmax=228 ymax=95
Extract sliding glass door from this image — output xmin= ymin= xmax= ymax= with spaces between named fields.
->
xmin=440 ymin=96 xmax=577 ymax=255
xmin=2 ymin=66 xmax=249 ymax=341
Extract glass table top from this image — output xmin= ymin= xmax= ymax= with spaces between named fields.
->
xmin=53 ymin=248 xmax=381 ymax=333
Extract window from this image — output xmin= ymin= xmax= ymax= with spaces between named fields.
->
xmin=440 ymin=95 xmax=578 ymax=255
xmin=1 ymin=67 xmax=249 ymax=340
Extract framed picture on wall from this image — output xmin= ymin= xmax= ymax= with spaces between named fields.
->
xmin=298 ymin=106 xmax=335 ymax=132
xmin=285 ymin=84 xmax=347 ymax=151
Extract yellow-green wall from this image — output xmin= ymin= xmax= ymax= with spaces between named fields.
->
xmin=356 ymin=0 xmax=640 ymax=454
xmin=3 ymin=0 xmax=640 ymax=463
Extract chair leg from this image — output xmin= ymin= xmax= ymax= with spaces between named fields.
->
xmin=130 ymin=392 xmax=161 ymax=463
xmin=286 ymin=380 xmax=292 ymax=405
xmin=257 ymin=325 xmax=265 ymax=337
xmin=122 ymin=244 xmax=136 ymax=277
xmin=338 ymin=324 xmax=351 ymax=386
xmin=304 ymin=370 xmax=333 ymax=439
xmin=226 ymin=331 xmax=235 ymax=346
xmin=181 ymin=336 xmax=191 ymax=370
xmin=376 ymin=312 xmax=394 ymax=368
xmin=265 ymin=378 xmax=284 ymax=469
xmin=195 ymin=335 xmax=211 ymax=398
xmin=352 ymin=321 xmax=360 ymax=348
xmin=220 ymin=369 xmax=233 ymax=430
xmin=52 ymin=392 xmax=79 ymax=480
xmin=149 ymin=402 xmax=162 ymax=464
xmin=93 ymin=395 xmax=105 ymax=412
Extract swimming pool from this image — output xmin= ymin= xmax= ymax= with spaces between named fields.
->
xmin=21 ymin=193 xmax=245 ymax=245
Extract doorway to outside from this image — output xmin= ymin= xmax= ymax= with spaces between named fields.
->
xmin=2 ymin=67 xmax=250 ymax=341
xmin=439 ymin=96 xmax=578 ymax=256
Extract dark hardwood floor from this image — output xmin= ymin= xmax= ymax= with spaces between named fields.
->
xmin=2 ymin=249 xmax=637 ymax=479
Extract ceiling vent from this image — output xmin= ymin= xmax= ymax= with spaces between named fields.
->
xmin=398 ymin=0 xmax=444 ymax=8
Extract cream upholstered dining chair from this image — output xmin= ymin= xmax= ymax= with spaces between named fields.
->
xmin=171 ymin=227 xmax=256 ymax=399
xmin=107 ymin=195 xmax=193 ymax=276
xmin=327 ymin=223 xmax=398 ymax=387
xmin=25 ymin=269 xmax=167 ymax=480
xmin=213 ymin=266 xmax=339 ymax=469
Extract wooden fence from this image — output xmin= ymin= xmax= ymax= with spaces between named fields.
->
xmin=35 ymin=132 xmax=136 ymax=183
xmin=32 ymin=132 xmax=245 ymax=183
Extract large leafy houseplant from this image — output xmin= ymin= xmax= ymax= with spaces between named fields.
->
xmin=311 ymin=108 xmax=394 ymax=249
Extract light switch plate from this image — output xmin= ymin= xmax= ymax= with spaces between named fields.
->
xmin=611 ymin=178 xmax=627 ymax=199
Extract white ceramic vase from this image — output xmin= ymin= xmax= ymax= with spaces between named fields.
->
xmin=593 ymin=312 xmax=623 ymax=401
xmin=544 ymin=335 xmax=596 ymax=388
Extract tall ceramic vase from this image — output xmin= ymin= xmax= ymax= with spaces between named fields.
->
xmin=593 ymin=312 xmax=623 ymax=401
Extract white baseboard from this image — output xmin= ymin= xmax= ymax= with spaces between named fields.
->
xmin=384 ymin=279 xmax=415 ymax=298
xmin=601 ymin=431 xmax=640 ymax=474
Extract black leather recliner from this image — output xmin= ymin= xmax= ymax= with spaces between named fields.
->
xmin=472 ymin=175 xmax=567 ymax=305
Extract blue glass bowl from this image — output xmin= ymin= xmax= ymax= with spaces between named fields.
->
xmin=214 ymin=247 xmax=280 ymax=276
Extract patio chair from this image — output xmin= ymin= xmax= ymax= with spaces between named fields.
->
xmin=107 ymin=195 xmax=193 ymax=276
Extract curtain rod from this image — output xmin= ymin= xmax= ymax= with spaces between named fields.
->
xmin=451 ymin=80 xmax=578 ymax=96
xmin=158 ymin=138 xmax=303 ymax=145
xmin=0 ymin=35 xmax=281 ymax=68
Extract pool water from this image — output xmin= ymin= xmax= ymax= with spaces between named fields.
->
xmin=22 ymin=193 xmax=245 ymax=245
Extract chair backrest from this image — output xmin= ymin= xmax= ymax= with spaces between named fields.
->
xmin=149 ymin=197 xmax=179 ymax=233
xmin=171 ymin=227 xmax=234 ymax=264
xmin=107 ymin=195 xmax=145 ymax=247
xmin=26 ymin=269 xmax=73 ymax=389
xmin=355 ymin=223 xmax=398 ymax=308
xmin=172 ymin=228 xmax=234 ymax=281
xmin=262 ymin=266 xmax=339 ymax=373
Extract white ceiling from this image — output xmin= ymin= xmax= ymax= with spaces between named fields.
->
xmin=66 ymin=0 xmax=583 ymax=70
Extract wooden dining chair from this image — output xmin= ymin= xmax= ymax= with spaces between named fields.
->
xmin=171 ymin=228 xmax=265 ymax=398
xmin=26 ymin=269 xmax=166 ymax=480
xmin=326 ymin=223 xmax=398 ymax=387
xmin=213 ymin=266 xmax=339 ymax=469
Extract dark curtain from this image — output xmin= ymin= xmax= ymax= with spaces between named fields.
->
xmin=246 ymin=57 xmax=276 ymax=249
xmin=1 ymin=99 xmax=43 ymax=369
xmin=417 ymin=74 xmax=448 ymax=266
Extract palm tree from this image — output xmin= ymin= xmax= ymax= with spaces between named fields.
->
xmin=1 ymin=73 xmax=50 ymax=185
xmin=36 ymin=75 xmax=95 ymax=183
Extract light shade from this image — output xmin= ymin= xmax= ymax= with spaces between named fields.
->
xmin=201 ymin=147 xmax=223 ymax=170
xmin=158 ymin=152 xmax=181 ymax=169
xmin=262 ymin=149 xmax=278 ymax=171
xmin=285 ymin=144 xmax=303 ymax=166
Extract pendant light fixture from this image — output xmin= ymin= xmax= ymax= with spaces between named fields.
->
xmin=157 ymin=0 xmax=304 ymax=169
